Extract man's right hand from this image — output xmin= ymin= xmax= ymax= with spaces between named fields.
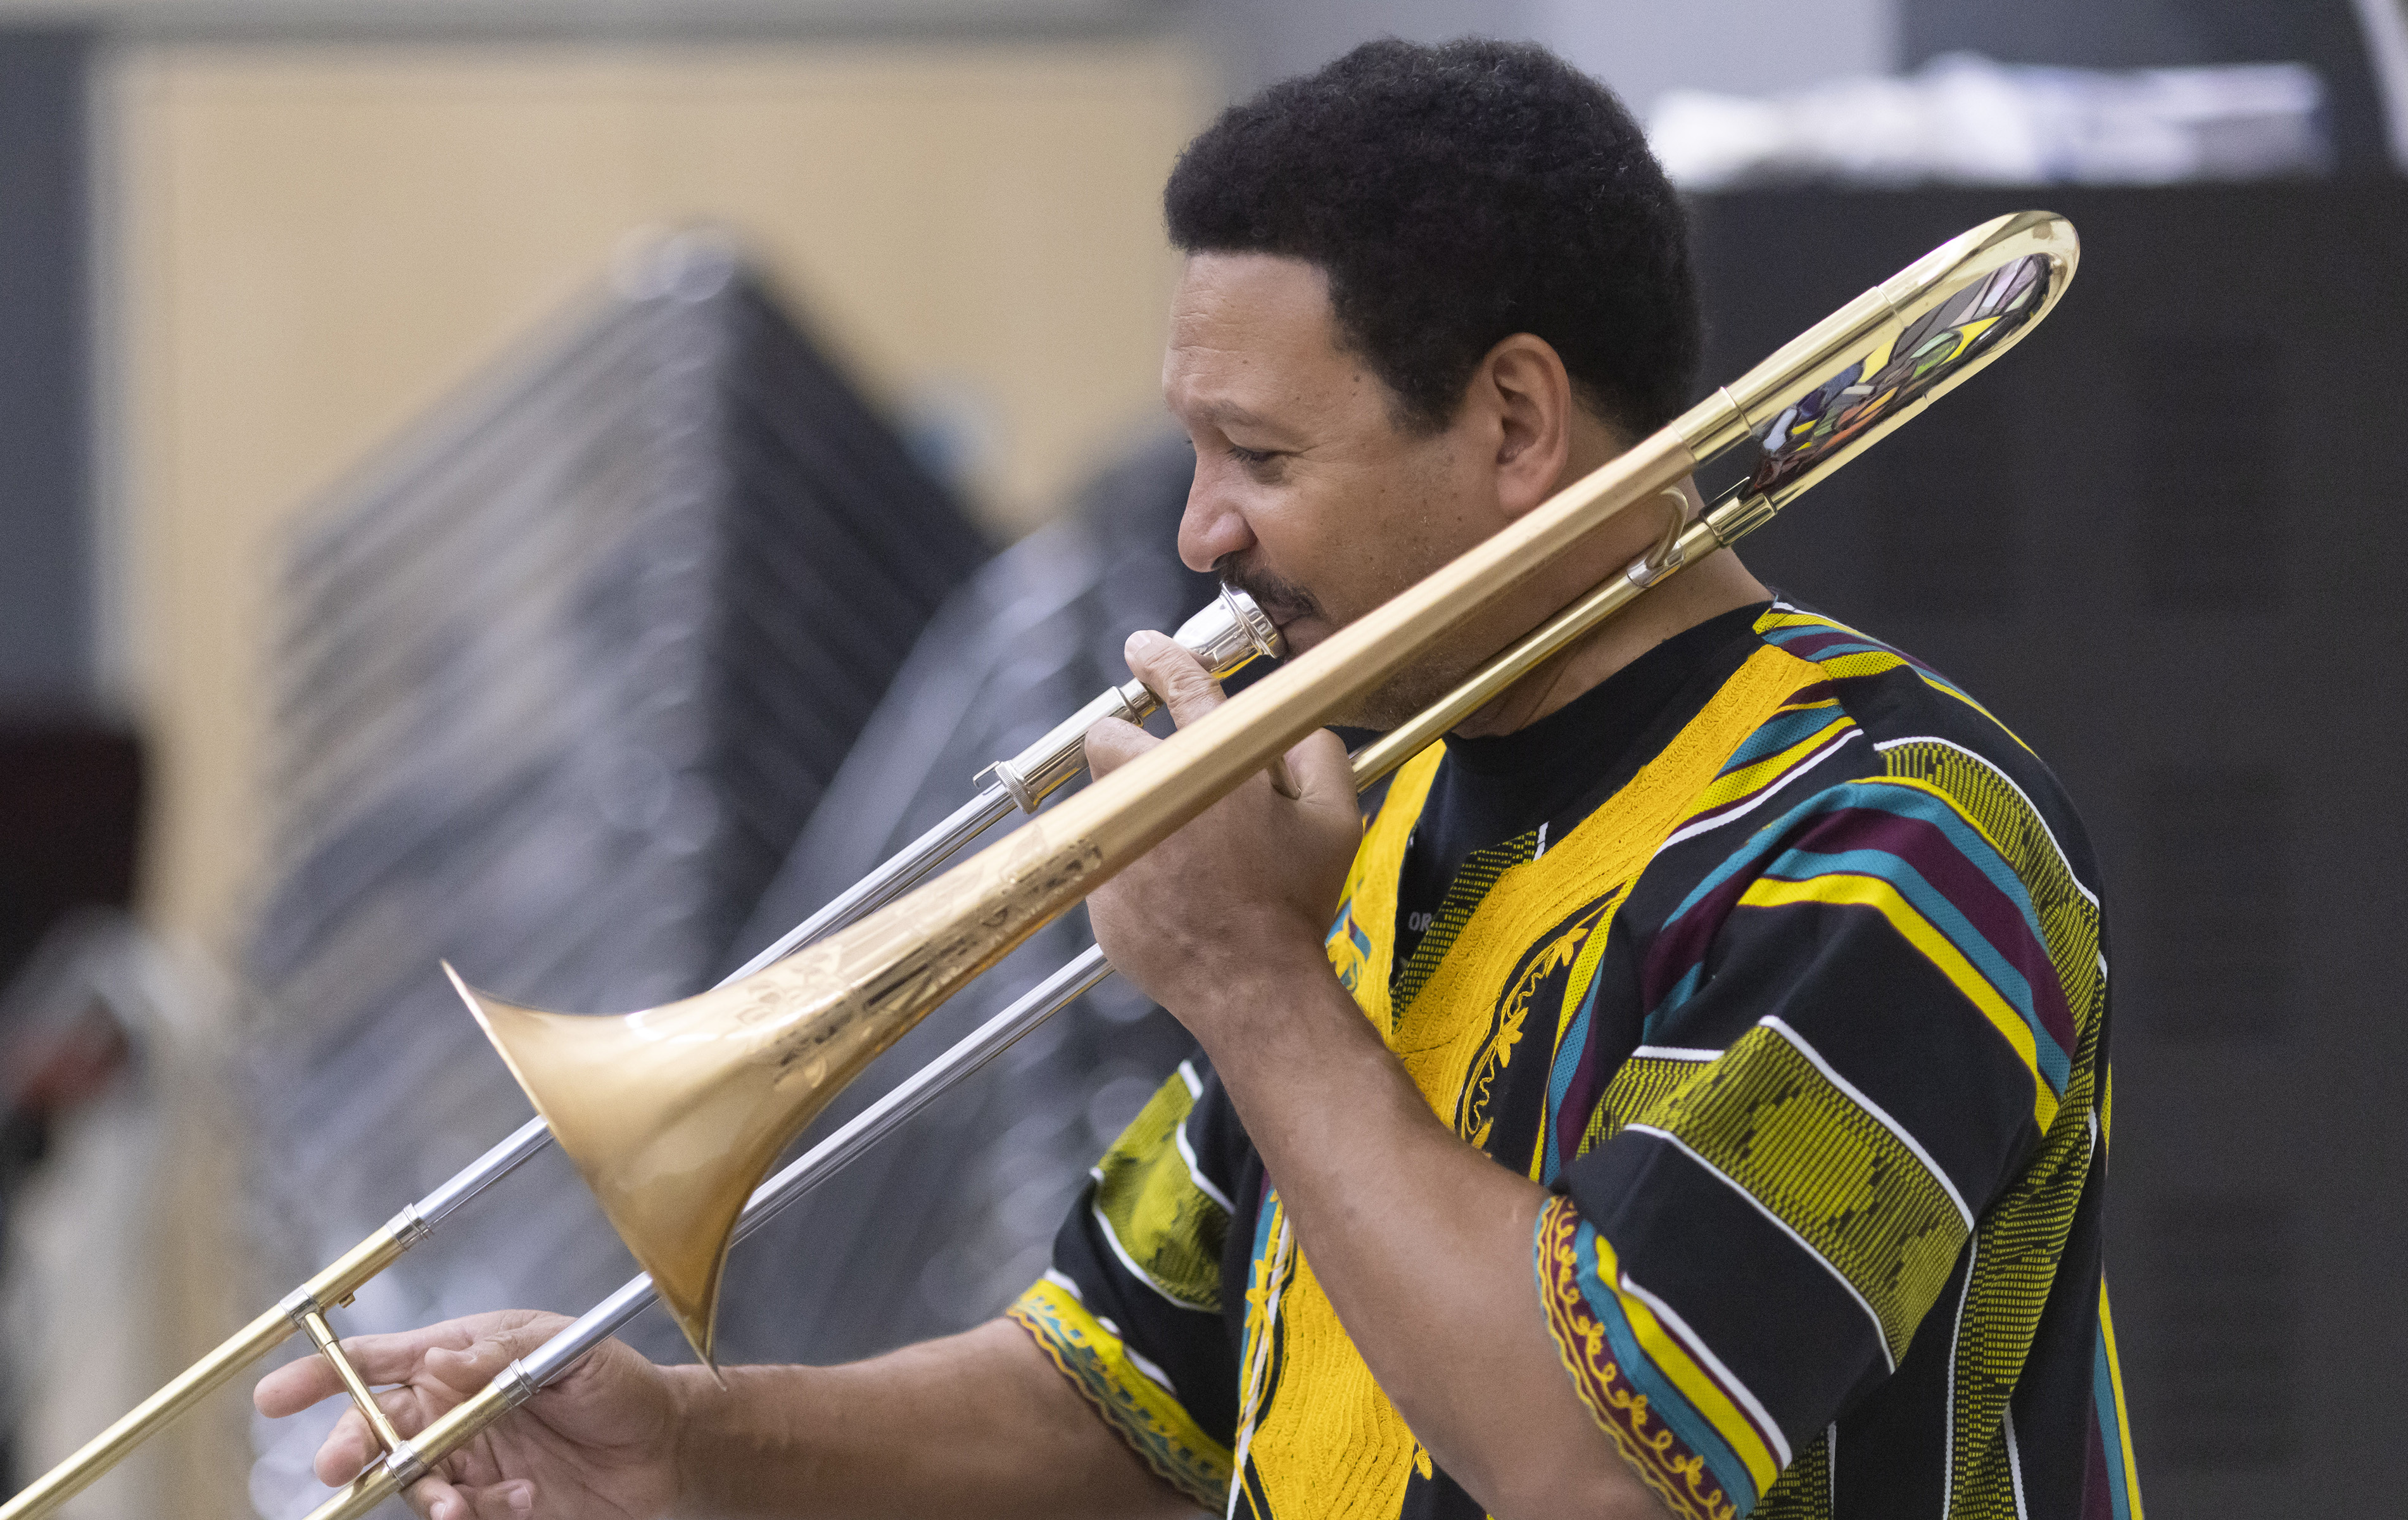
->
xmin=253 ymin=1309 xmax=687 ymax=1520
xmin=257 ymin=1311 xmax=1197 ymax=1520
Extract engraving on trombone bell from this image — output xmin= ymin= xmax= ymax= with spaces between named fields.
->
xmin=752 ymin=827 xmax=1105 ymax=1084
xmin=733 ymin=974 xmax=798 ymax=1028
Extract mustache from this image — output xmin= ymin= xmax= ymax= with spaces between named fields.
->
xmin=1214 ymin=554 xmax=1321 ymax=628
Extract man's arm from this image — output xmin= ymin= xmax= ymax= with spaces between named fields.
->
xmin=683 ymin=1320 xmax=1196 ymax=1518
xmin=1084 ymin=633 xmax=1667 ymax=1520
xmin=256 ymin=1312 xmax=1196 ymax=1520
xmin=1197 ymin=955 xmax=1663 ymax=1520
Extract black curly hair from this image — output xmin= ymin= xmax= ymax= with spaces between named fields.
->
xmin=1165 ymin=37 xmax=1700 ymax=438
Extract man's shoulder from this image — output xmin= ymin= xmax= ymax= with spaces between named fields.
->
xmin=1637 ymin=599 xmax=2102 ymax=910
xmin=1744 ymin=600 xmax=2022 ymax=750
xmin=1744 ymin=602 xmax=2089 ymax=844
xmin=1618 ymin=602 xmax=2108 ymax=1126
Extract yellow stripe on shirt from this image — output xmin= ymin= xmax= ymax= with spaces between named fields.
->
xmin=1008 ymin=1276 xmax=1234 ymax=1507
xmin=1690 ymin=709 xmax=1856 ymax=816
xmin=2098 ymin=1282 xmax=2146 ymax=1519
xmin=1737 ymin=871 xmax=2058 ymax=1130
xmin=1588 ymin=1221 xmax=1785 ymax=1498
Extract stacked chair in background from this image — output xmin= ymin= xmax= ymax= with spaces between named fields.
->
xmin=709 ymin=431 xmax=1229 ymax=1370
xmin=239 ymin=232 xmax=987 ymax=1515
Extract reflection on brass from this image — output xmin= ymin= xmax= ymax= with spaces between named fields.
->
xmin=4 ymin=213 xmax=2079 ymax=1518
xmin=1335 ymin=218 xmax=2072 ymax=793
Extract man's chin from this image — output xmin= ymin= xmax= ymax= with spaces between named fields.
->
xmin=1324 ymin=674 xmax=1444 ymax=734
xmin=1274 ymin=618 xmax=1329 ymax=659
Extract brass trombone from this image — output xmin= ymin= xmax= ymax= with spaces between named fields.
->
xmin=3 ymin=210 xmax=2077 ymax=1520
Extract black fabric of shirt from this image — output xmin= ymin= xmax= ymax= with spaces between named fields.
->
xmin=1391 ymin=601 xmax=1772 ymax=976
xmin=1034 ymin=594 xmax=2127 ymax=1520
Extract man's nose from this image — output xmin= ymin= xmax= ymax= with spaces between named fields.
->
xmin=1176 ymin=460 xmax=1254 ymax=573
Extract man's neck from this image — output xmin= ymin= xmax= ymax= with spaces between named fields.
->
xmin=1451 ymin=545 xmax=1770 ymax=738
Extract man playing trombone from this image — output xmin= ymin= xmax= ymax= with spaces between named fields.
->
xmin=260 ymin=37 xmax=2137 ymax=1520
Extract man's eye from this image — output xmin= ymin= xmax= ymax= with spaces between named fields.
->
xmin=1227 ymin=445 xmax=1279 ymax=467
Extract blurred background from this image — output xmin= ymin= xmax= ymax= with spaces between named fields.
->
xmin=0 ymin=0 xmax=2399 ymax=1516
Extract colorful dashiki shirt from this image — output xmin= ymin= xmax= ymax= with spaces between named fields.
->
xmin=1010 ymin=600 xmax=2142 ymax=1520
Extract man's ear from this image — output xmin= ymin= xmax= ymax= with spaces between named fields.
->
xmin=1478 ymin=333 xmax=1575 ymax=519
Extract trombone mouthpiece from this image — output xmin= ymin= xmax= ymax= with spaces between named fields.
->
xmin=1176 ymin=584 xmax=1286 ymax=678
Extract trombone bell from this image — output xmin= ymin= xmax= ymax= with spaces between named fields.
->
xmin=447 ymin=963 xmax=865 ymax=1367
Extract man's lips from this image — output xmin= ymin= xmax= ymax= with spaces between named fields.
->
xmin=1216 ymin=564 xmax=1319 ymax=631
xmin=1267 ymin=613 xmax=1329 ymax=656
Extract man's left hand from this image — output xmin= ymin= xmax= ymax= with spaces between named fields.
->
xmin=1082 ymin=630 xmax=1360 ymax=1034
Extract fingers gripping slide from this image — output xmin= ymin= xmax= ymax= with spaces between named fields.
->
xmin=980 ymin=584 xmax=1285 ymax=813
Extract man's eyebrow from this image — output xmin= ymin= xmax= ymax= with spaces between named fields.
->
xmin=1174 ymin=397 xmax=1286 ymax=434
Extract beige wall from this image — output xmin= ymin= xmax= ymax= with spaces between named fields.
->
xmin=112 ymin=39 xmax=1212 ymax=956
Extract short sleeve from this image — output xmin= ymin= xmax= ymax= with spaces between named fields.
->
xmin=1535 ymin=775 xmax=2079 ymax=1519
xmin=1010 ymin=1058 xmax=1246 ymax=1508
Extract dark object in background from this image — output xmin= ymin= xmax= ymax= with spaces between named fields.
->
xmin=1904 ymin=0 xmax=2395 ymax=175
xmin=1690 ymin=182 xmax=2407 ymax=1520
xmin=0 ymin=917 xmax=137 ymax=1502
xmin=0 ymin=720 xmax=140 ymax=990
xmin=0 ymin=30 xmax=92 ymax=704
xmin=0 ymin=719 xmax=141 ymax=1493
xmin=0 ymin=910 xmax=144 ymax=1204
xmin=239 ymin=234 xmax=987 ymax=1507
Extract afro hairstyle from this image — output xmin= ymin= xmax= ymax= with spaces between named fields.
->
xmin=1165 ymin=37 xmax=1701 ymax=438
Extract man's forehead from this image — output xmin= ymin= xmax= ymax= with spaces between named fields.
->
xmin=1163 ymin=253 xmax=1349 ymax=408
xmin=1172 ymin=251 xmax=1331 ymax=323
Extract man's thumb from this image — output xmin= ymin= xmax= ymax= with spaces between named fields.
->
xmin=1286 ymin=727 xmax=1355 ymax=809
